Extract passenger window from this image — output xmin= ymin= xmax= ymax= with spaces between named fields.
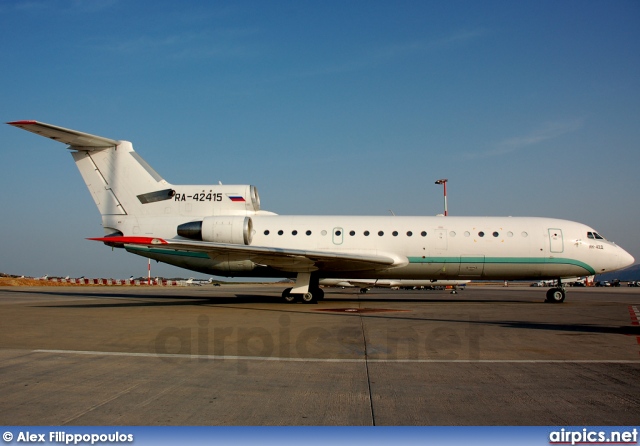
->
xmin=264 ymin=230 xmax=270 ymax=235
xmin=392 ymin=231 xmax=398 ymax=236
xmin=364 ymin=231 xmax=370 ymax=236
xmin=349 ymin=230 xmax=355 ymax=236
xmin=407 ymin=231 xmax=413 ymax=237
xmin=306 ymin=230 xmax=312 ymax=236
xmin=278 ymin=230 xmax=283 ymax=235
xmin=493 ymin=232 xmax=499 ymax=237
xmin=421 ymin=231 xmax=427 ymax=237
xmin=292 ymin=230 xmax=298 ymax=236
xmin=378 ymin=231 xmax=384 ymax=236
xmin=478 ymin=231 xmax=485 ymax=237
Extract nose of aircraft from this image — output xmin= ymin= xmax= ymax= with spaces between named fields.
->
xmin=618 ymin=248 xmax=635 ymax=270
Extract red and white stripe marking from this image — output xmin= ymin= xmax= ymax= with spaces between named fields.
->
xmin=629 ymin=306 xmax=639 ymax=325
xmin=46 ymin=277 xmax=180 ymax=286
xmin=629 ymin=306 xmax=640 ymax=355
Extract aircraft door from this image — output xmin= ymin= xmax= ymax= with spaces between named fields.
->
xmin=435 ymin=229 xmax=447 ymax=250
xmin=426 ymin=229 xmax=456 ymax=277
xmin=548 ymin=228 xmax=564 ymax=253
xmin=332 ymin=227 xmax=344 ymax=245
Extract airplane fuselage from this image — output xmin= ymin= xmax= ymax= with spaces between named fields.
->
xmin=123 ymin=215 xmax=629 ymax=280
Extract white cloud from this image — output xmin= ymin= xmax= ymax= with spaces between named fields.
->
xmin=462 ymin=118 xmax=585 ymax=160
xmin=97 ymin=28 xmax=262 ymax=60
xmin=13 ymin=0 xmax=119 ymax=13
xmin=269 ymin=28 xmax=488 ymax=82
xmin=374 ymin=28 xmax=487 ymax=61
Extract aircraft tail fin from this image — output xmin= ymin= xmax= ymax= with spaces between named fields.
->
xmin=8 ymin=120 xmax=172 ymax=217
xmin=9 ymin=121 xmax=265 ymax=241
xmin=70 ymin=142 xmax=172 ymax=216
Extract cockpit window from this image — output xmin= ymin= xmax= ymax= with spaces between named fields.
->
xmin=587 ymin=232 xmax=605 ymax=240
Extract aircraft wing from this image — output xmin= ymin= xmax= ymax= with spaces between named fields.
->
xmin=8 ymin=120 xmax=118 ymax=150
xmin=88 ymin=236 xmax=403 ymax=273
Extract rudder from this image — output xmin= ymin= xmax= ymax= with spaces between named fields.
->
xmin=72 ymin=141 xmax=171 ymax=216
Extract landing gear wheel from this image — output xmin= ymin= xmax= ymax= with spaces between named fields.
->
xmin=312 ymin=288 xmax=324 ymax=300
xmin=545 ymin=287 xmax=566 ymax=303
xmin=451 ymin=290 xmax=458 ymax=294
xmin=282 ymin=287 xmax=297 ymax=303
xmin=301 ymin=292 xmax=316 ymax=304
xmin=359 ymin=288 xmax=368 ymax=294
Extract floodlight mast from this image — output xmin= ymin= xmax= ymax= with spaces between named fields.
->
xmin=435 ymin=179 xmax=448 ymax=216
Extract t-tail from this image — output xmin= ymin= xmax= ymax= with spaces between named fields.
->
xmin=7 ymin=121 xmax=269 ymax=241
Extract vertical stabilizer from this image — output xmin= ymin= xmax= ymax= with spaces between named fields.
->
xmin=72 ymin=142 xmax=171 ymax=216
xmin=8 ymin=120 xmax=268 ymax=239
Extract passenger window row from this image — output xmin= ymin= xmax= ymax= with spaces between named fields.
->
xmin=262 ymin=229 xmax=525 ymax=238
xmin=262 ymin=230 xmax=428 ymax=237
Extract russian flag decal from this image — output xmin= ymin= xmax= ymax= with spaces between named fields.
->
xmin=227 ymin=195 xmax=245 ymax=202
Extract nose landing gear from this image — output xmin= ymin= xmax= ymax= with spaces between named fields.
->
xmin=545 ymin=279 xmax=566 ymax=303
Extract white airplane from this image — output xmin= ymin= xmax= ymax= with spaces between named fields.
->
xmin=185 ymin=277 xmax=213 ymax=286
xmin=9 ymin=120 xmax=635 ymax=304
xmin=320 ymin=279 xmax=470 ymax=293
xmin=531 ymin=276 xmax=590 ymax=287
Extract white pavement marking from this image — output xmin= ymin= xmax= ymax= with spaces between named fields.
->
xmin=33 ymin=349 xmax=640 ymax=363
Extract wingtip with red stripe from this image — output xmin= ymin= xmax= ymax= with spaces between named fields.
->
xmin=7 ymin=120 xmax=37 ymax=126
xmin=87 ymin=236 xmax=168 ymax=245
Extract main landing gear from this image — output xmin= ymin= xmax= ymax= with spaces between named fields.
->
xmin=545 ymin=279 xmax=566 ymax=303
xmin=282 ymin=272 xmax=324 ymax=304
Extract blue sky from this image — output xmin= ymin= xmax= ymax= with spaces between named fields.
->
xmin=1 ymin=0 xmax=639 ymax=279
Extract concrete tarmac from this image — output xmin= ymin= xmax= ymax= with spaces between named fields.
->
xmin=0 ymin=284 xmax=639 ymax=425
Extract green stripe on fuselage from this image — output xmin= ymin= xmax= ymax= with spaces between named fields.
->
xmin=126 ymin=246 xmax=596 ymax=276
xmin=408 ymin=256 xmax=595 ymax=275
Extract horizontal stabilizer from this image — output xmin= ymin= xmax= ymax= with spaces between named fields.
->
xmin=7 ymin=120 xmax=119 ymax=150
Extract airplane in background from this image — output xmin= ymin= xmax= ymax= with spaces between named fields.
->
xmin=9 ymin=120 xmax=635 ymax=304
xmin=531 ymin=276 xmax=590 ymax=287
xmin=185 ymin=277 xmax=214 ymax=286
xmin=320 ymin=279 xmax=470 ymax=294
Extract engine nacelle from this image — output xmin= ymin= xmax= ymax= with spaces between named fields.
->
xmin=210 ymin=259 xmax=256 ymax=272
xmin=178 ymin=216 xmax=253 ymax=245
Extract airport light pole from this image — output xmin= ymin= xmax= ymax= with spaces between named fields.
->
xmin=435 ymin=179 xmax=448 ymax=216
